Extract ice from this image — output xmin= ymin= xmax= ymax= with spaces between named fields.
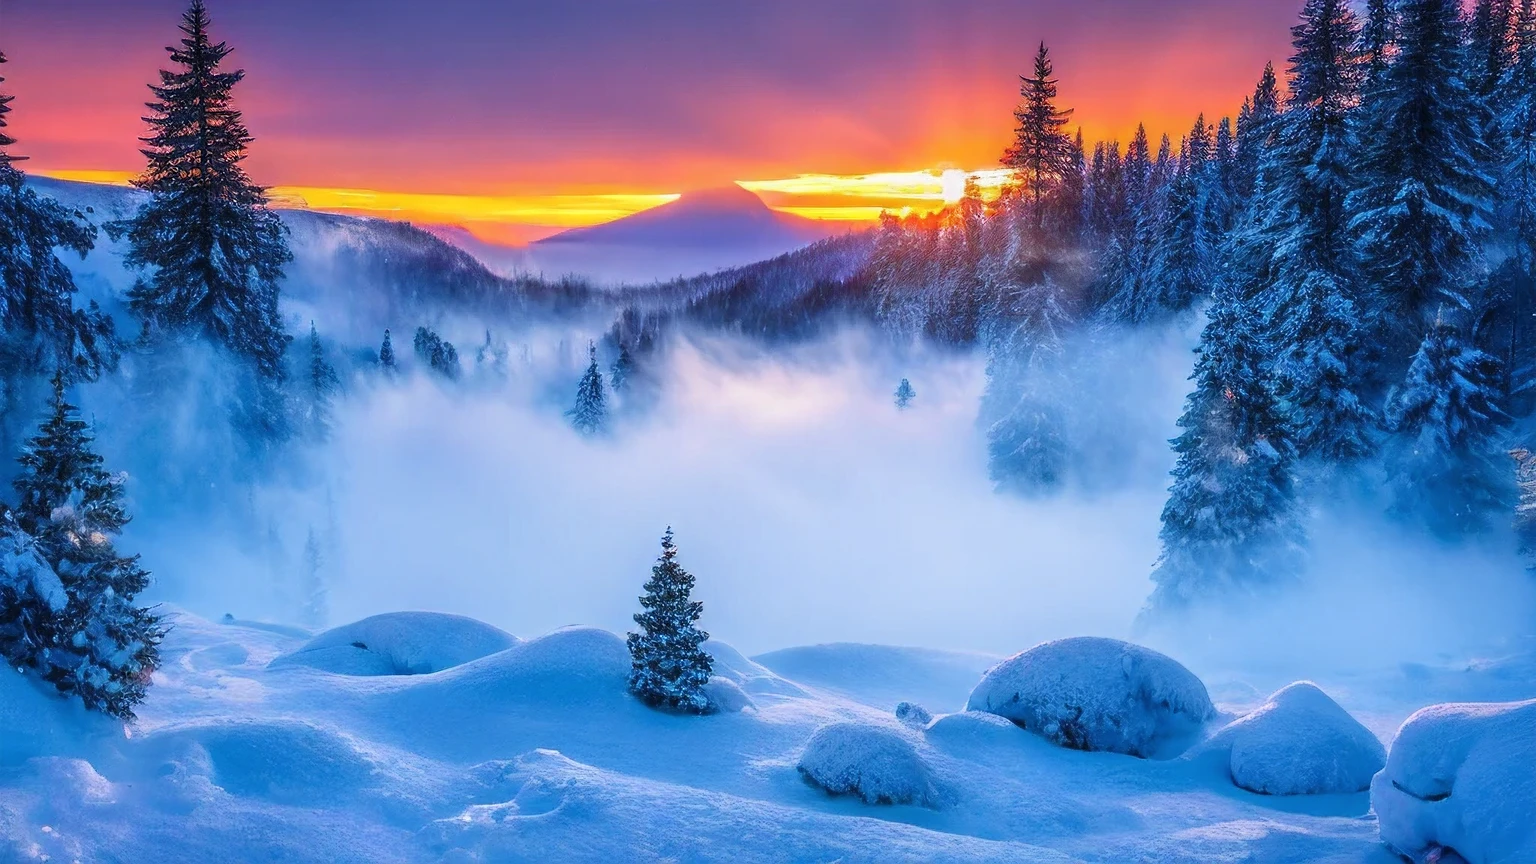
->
xmin=965 ymin=636 xmax=1216 ymax=758
xmin=1371 ymin=699 xmax=1536 ymax=864
xmin=796 ymin=721 xmax=944 ymax=808
xmin=268 ymin=611 xmax=519 ymax=676
xmin=1196 ymin=681 xmax=1385 ymax=795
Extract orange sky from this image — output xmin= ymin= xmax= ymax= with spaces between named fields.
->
xmin=6 ymin=0 xmax=1299 ymax=243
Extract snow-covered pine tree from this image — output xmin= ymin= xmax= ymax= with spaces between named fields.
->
xmin=895 ymin=378 xmax=916 ymax=409
xmin=115 ymin=0 xmax=291 ymax=382
xmin=1488 ymin=0 xmax=1536 ymax=395
xmin=0 ymin=51 xmax=116 ymax=382
xmin=378 ymin=329 xmax=397 ymax=375
xmin=568 ymin=342 xmax=607 ymax=436
xmin=303 ymin=321 xmax=339 ymax=441
xmin=413 ymin=326 xmax=460 ymax=379
xmin=610 ymin=343 xmax=634 ymax=393
xmin=626 ymin=527 xmax=713 ymax=714
xmin=1002 ymin=43 xmax=1077 ymax=239
xmin=1384 ymin=321 xmax=1514 ymax=538
xmin=1148 ymin=284 xmax=1305 ymax=609
xmin=299 ymin=527 xmax=327 ymax=629
xmin=1360 ymin=0 xmax=1400 ymax=90
xmin=1233 ymin=64 xmax=1282 ymax=207
xmin=1263 ymin=0 xmax=1377 ymax=462
xmin=1147 ymin=117 xmax=1217 ymax=316
xmin=985 ymin=280 xmax=1072 ymax=494
xmin=1348 ymin=0 xmax=1496 ymax=355
xmin=10 ymin=372 xmax=163 ymax=719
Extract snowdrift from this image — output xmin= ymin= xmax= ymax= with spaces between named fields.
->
xmin=0 ymin=668 xmax=119 ymax=766
xmin=1197 ymin=681 xmax=1384 ymax=795
xmin=965 ymin=637 xmax=1215 ymax=758
xmin=268 ymin=612 xmax=518 ymax=676
xmin=1371 ymin=699 xmax=1536 ymax=864
xmin=755 ymin=642 xmax=998 ymax=710
xmin=796 ymin=722 xmax=943 ymax=808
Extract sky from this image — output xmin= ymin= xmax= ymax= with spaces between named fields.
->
xmin=3 ymin=0 xmax=1299 ymax=242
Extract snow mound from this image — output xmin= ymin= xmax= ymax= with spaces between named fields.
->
xmin=1371 ymin=699 xmax=1536 ymax=864
xmin=1203 ymin=682 xmax=1384 ymax=795
xmin=703 ymin=640 xmax=808 ymax=697
xmin=402 ymin=626 xmax=631 ymax=708
xmin=139 ymin=719 xmax=378 ymax=807
xmin=0 ymin=668 xmax=118 ymax=765
xmin=755 ymin=642 xmax=998 ymax=710
xmin=268 ymin=611 xmax=518 ymax=676
xmin=702 ymin=676 xmax=755 ymax=714
xmin=924 ymin=710 xmax=1023 ymax=747
xmin=797 ymin=722 xmax=942 ymax=808
xmin=965 ymin=637 xmax=1215 ymax=758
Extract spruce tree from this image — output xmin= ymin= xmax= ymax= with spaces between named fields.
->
xmin=895 ymin=378 xmax=916 ymax=409
xmin=1002 ymin=43 xmax=1077 ymax=236
xmin=379 ymin=328 xmax=397 ymax=375
xmin=1148 ymin=118 xmax=1217 ymax=316
xmin=413 ymin=326 xmax=460 ymax=379
xmin=116 ymin=0 xmax=291 ymax=380
xmin=1348 ymin=0 xmax=1496 ymax=352
xmin=1149 ymin=285 xmax=1304 ymax=609
xmin=1384 ymin=322 xmax=1514 ymax=538
xmin=1490 ymin=0 xmax=1536 ymax=389
xmin=610 ymin=344 xmax=634 ymax=393
xmin=1264 ymin=0 xmax=1377 ymax=461
xmin=626 ymin=528 xmax=713 ymax=713
xmin=9 ymin=373 xmax=163 ymax=719
xmin=304 ymin=321 xmax=338 ymax=441
xmin=0 ymin=52 xmax=116 ymax=381
xmin=1361 ymin=0 xmax=1400 ymax=89
xmin=985 ymin=281 xmax=1071 ymax=494
xmin=568 ymin=342 xmax=607 ymax=436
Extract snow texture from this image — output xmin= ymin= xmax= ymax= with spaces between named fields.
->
xmin=267 ymin=611 xmax=518 ymax=676
xmin=965 ymin=636 xmax=1216 ymax=757
xmin=896 ymin=701 xmax=933 ymax=728
xmin=1198 ymin=681 xmax=1385 ymax=795
xmin=796 ymin=722 xmax=943 ymax=808
xmin=702 ymin=676 xmax=755 ymax=713
xmin=0 ymin=529 xmax=65 ymax=613
xmin=1371 ymin=699 xmax=1536 ymax=864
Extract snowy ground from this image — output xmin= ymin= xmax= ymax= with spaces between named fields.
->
xmin=6 ymin=609 xmax=1532 ymax=863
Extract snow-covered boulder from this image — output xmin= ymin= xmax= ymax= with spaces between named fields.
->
xmin=702 ymin=676 xmax=755 ymax=714
xmin=895 ymin=701 xmax=932 ymax=728
xmin=1202 ymin=682 xmax=1384 ymax=795
xmin=1371 ymin=699 xmax=1536 ymax=864
xmin=268 ymin=612 xmax=518 ymax=676
xmin=965 ymin=637 xmax=1215 ymax=758
xmin=797 ymin=722 xmax=942 ymax=808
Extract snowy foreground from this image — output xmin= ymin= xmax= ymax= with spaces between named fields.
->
xmin=2 ymin=611 xmax=1533 ymax=863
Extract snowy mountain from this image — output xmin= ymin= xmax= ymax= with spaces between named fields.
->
xmin=458 ymin=185 xmax=854 ymax=287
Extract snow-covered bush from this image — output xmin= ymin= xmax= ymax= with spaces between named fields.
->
xmin=965 ymin=636 xmax=1215 ymax=758
xmin=1371 ymin=699 xmax=1536 ymax=864
xmin=895 ymin=701 xmax=932 ymax=728
xmin=268 ymin=611 xmax=518 ymax=676
xmin=1201 ymin=682 xmax=1384 ymax=795
xmin=797 ymin=722 xmax=942 ymax=808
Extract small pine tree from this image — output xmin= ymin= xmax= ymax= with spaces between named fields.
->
xmin=413 ymin=326 xmax=460 ymax=379
xmin=299 ymin=527 xmax=327 ymax=629
xmin=895 ymin=378 xmax=916 ymax=409
xmin=378 ymin=329 xmax=397 ymax=375
xmin=8 ymin=372 xmax=163 ymax=719
xmin=626 ymin=528 xmax=713 ymax=713
xmin=1149 ymin=286 xmax=1305 ymax=609
xmin=610 ymin=344 xmax=635 ymax=393
xmin=1384 ymin=322 xmax=1514 ymax=538
xmin=115 ymin=0 xmax=292 ymax=381
xmin=304 ymin=321 xmax=339 ymax=441
xmin=568 ymin=342 xmax=607 ymax=436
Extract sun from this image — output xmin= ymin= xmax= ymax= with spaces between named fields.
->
xmin=939 ymin=169 xmax=969 ymax=204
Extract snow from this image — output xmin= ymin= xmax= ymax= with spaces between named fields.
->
xmin=754 ymin=642 xmax=1000 ymax=711
xmin=702 ymin=676 xmax=755 ymax=714
xmin=2 ymin=608 xmax=1527 ymax=862
xmin=896 ymin=701 xmax=934 ymax=728
xmin=965 ymin=636 xmax=1217 ymax=758
xmin=797 ymin=722 xmax=944 ymax=808
xmin=1371 ymin=699 xmax=1536 ymax=864
xmin=0 ymin=528 xmax=66 ymax=614
xmin=268 ymin=611 xmax=519 ymax=676
xmin=1195 ymin=681 xmax=1386 ymax=795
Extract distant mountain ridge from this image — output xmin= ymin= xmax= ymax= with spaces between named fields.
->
xmin=537 ymin=184 xmax=836 ymax=249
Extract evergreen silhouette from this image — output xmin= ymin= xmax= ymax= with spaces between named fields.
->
xmin=895 ymin=378 xmax=916 ymax=409
xmin=303 ymin=321 xmax=339 ymax=441
xmin=626 ymin=528 xmax=713 ymax=713
xmin=115 ymin=0 xmax=291 ymax=380
xmin=413 ymin=326 xmax=460 ymax=379
xmin=1003 ymin=43 xmax=1077 ymax=236
xmin=379 ymin=328 xmax=397 ymax=375
xmin=568 ymin=342 xmax=607 ymax=435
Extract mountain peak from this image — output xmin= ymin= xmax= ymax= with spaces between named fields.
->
xmin=670 ymin=183 xmax=770 ymax=214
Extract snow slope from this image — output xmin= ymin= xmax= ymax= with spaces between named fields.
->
xmin=0 ymin=607 xmax=1468 ymax=863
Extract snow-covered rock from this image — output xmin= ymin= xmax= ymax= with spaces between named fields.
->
xmin=1371 ymin=699 xmax=1536 ymax=864
xmin=895 ymin=701 xmax=932 ymax=728
xmin=268 ymin=612 xmax=518 ymax=676
xmin=1199 ymin=682 xmax=1384 ymax=795
xmin=965 ymin=637 xmax=1215 ymax=758
xmin=703 ymin=676 xmax=755 ymax=714
xmin=796 ymin=722 xmax=942 ymax=808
